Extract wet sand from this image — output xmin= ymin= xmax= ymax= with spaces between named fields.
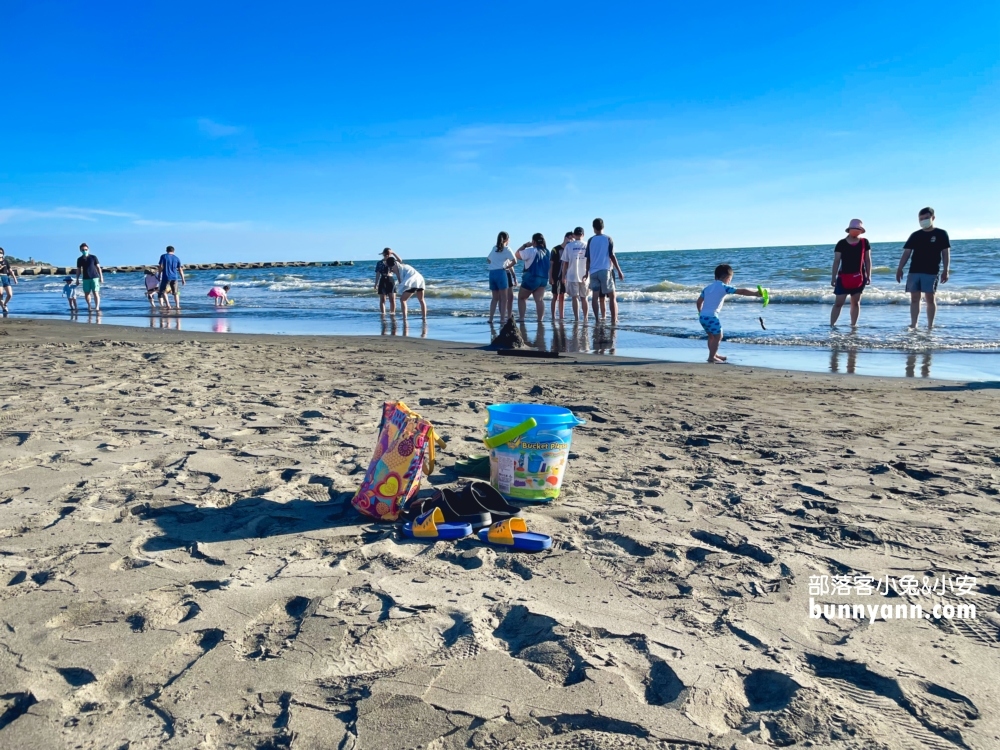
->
xmin=1 ymin=318 xmax=998 ymax=749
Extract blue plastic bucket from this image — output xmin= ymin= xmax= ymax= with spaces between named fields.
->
xmin=485 ymin=404 xmax=585 ymax=502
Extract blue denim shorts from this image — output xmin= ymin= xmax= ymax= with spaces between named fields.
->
xmin=905 ymin=273 xmax=938 ymax=293
xmin=699 ymin=314 xmax=723 ymax=336
xmin=489 ymin=268 xmax=509 ymax=291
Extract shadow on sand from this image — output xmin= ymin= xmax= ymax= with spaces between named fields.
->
xmin=917 ymin=381 xmax=1000 ymax=393
xmin=141 ymin=494 xmax=380 ymax=552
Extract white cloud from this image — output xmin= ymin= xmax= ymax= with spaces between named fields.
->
xmin=132 ymin=218 xmax=252 ymax=230
xmin=197 ymin=118 xmax=243 ymax=138
xmin=442 ymin=122 xmax=580 ymax=146
xmin=0 ymin=206 xmax=137 ymax=224
xmin=0 ymin=205 xmax=251 ymax=232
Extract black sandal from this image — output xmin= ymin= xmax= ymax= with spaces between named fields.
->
xmin=403 ymin=487 xmax=492 ymax=530
xmin=465 ymin=481 xmax=523 ymax=522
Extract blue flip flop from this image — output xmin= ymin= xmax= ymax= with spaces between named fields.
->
xmin=477 ymin=518 xmax=551 ymax=552
xmin=402 ymin=507 xmax=472 ymax=540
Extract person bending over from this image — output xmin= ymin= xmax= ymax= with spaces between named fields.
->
xmin=385 ymin=251 xmax=427 ymax=320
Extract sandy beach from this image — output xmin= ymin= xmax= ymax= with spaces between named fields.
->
xmin=1 ymin=318 xmax=998 ymax=750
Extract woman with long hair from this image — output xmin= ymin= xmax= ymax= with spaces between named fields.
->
xmin=486 ymin=231 xmax=516 ymax=322
xmin=515 ymin=233 xmax=551 ymax=323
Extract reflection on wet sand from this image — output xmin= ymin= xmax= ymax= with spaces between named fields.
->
xmin=380 ymin=315 xmax=398 ymax=337
xmin=592 ymin=323 xmax=617 ymax=355
xmin=829 ymin=346 xmax=858 ymax=374
xmin=382 ymin=314 xmax=427 ymax=339
xmin=149 ymin=314 xmax=181 ymax=330
xmin=568 ymin=322 xmax=590 ymax=353
xmin=501 ymin=320 xmax=618 ymax=355
xmin=518 ymin=321 xmax=547 ymax=351
xmin=905 ymin=350 xmax=933 ymax=378
xmin=829 ymin=346 xmax=935 ymax=378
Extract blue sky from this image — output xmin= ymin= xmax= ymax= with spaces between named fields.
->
xmin=1 ymin=0 xmax=998 ymax=265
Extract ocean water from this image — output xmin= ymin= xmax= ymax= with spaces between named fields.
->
xmin=8 ymin=240 xmax=1000 ymax=380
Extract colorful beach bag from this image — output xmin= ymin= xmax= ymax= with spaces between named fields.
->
xmin=351 ymin=401 xmax=446 ymax=521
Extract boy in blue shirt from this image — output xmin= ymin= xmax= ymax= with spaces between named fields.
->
xmin=696 ymin=264 xmax=763 ymax=363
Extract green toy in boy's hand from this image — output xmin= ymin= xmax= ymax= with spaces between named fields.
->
xmin=757 ymin=286 xmax=770 ymax=307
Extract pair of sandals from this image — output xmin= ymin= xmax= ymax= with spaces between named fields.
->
xmin=401 ymin=481 xmax=552 ymax=552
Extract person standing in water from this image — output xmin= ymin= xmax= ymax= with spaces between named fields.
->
xmin=0 ymin=249 xmax=18 ymax=314
xmin=157 ymin=245 xmax=186 ymax=310
xmin=515 ymin=233 xmax=551 ymax=323
xmin=549 ymin=232 xmax=571 ymax=320
xmin=374 ymin=248 xmax=397 ymax=314
xmin=585 ymin=218 xmax=625 ymax=323
xmin=487 ymin=231 xmax=516 ymax=323
xmin=384 ymin=251 xmax=427 ymax=321
xmin=830 ymin=219 xmax=872 ymax=326
xmin=561 ymin=227 xmax=589 ymax=322
xmin=63 ymin=276 xmax=79 ymax=313
xmin=896 ymin=207 xmax=950 ymax=329
xmin=75 ymin=243 xmax=104 ymax=312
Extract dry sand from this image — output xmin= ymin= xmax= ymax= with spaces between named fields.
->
xmin=0 ymin=318 xmax=998 ymax=750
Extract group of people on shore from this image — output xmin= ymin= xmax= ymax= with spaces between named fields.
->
xmin=56 ymin=244 xmax=234 ymax=314
xmin=486 ymin=218 xmax=627 ymax=325
xmin=55 ymin=244 xmax=195 ymax=313
xmin=372 ymin=218 xmax=628 ymax=326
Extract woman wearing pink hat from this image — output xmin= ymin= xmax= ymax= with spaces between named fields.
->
xmin=830 ymin=219 xmax=872 ymax=326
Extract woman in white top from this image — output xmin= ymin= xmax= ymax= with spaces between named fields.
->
xmin=385 ymin=250 xmax=427 ymax=321
xmin=486 ymin=231 xmax=516 ymax=323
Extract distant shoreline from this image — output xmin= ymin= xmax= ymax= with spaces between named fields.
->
xmin=5 ymin=236 xmax=996 ymax=271
xmin=11 ymin=259 xmax=355 ymax=276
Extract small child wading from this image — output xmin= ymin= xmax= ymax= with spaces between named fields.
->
xmin=696 ymin=264 xmax=764 ymax=364
xmin=63 ymin=277 xmax=79 ymax=313
xmin=143 ymin=270 xmax=160 ymax=308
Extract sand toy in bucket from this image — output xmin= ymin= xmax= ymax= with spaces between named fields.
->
xmin=484 ymin=404 xmax=585 ymax=502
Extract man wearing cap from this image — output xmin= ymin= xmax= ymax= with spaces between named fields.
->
xmin=830 ymin=219 xmax=871 ymax=326
xmin=896 ymin=207 xmax=950 ymax=328
xmin=374 ymin=248 xmax=397 ymax=314
xmin=75 ymin=243 xmax=104 ymax=312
